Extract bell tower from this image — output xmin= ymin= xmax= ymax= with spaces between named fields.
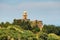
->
xmin=23 ymin=11 xmax=27 ymax=20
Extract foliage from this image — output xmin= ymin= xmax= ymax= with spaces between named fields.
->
xmin=43 ymin=25 xmax=60 ymax=35
xmin=38 ymin=32 xmax=48 ymax=40
xmin=0 ymin=21 xmax=60 ymax=40
xmin=47 ymin=33 xmax=60 ymax=40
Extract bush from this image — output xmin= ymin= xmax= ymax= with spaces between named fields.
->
xmin=47 ymin=33 xmax=60 ymax=40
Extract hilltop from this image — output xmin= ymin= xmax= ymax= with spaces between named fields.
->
xmin=0 ymin=11 xmax=60 ymax=40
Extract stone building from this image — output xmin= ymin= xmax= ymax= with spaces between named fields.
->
xmin=31 ymin=20 xmax=43 ymax=30
xmin=13 ymin=11 xmax=43 ymax=30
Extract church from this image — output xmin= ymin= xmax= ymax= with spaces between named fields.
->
xmin=13 ymin=11 xmax=43 ymax=30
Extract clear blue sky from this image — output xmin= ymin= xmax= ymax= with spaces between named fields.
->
xmin=0 ymin=0 xmax=60 ymax=26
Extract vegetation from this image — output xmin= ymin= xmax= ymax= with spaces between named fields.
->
xmin=0 ymin=20 xmax=60 ymax=40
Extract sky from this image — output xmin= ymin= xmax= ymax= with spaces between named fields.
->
xmin=0 ymin=0 xmax=60 ymax=26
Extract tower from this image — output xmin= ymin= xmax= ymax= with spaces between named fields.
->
xmin=23 ymin=11 xmax=27 ymax=20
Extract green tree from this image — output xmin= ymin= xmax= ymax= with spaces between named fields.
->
xmin=4 ymin=22 xmax=11 ymax=28
xmin=43 ymin=25 xmax=59 ymax=35
xmin=0 ymin=22 xmax=5 ymax=27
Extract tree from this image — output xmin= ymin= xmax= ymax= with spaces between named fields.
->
xmin=4 ymin=22 xmax=11 ymax=28
xmin=0 ymin=22 xmax=5 ymax=27
xmin=43 ymin=25 xmax=59 ymax=35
